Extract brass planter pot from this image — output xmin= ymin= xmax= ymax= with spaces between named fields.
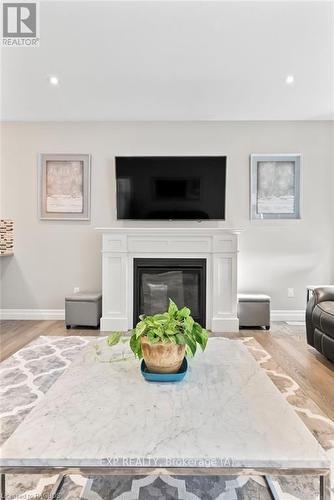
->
xmin=140 ymin=337 xmax=186 ymax=374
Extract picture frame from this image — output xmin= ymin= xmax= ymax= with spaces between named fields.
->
xmin=250 ymin=154 xmax=301 ymax=220
xmin=38 ymin=154 xmax=91 ymax=220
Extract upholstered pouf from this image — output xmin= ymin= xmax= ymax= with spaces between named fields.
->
xmin=65 ymin=291 xmax=102 ymax=329
xmin=237 ymin=293 xmax=271 ymax=330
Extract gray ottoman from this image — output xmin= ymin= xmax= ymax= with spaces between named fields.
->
xmin=238 ymin=293 xmax=271 ymax=330
xmin=65 ymin=291 xmax=102 ymax=329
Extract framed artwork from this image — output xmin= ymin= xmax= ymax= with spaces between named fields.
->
xmin=39 ymin=154 xmax=91 ymax=220
xmin=250 ymin=154 xmax=301 ymax=220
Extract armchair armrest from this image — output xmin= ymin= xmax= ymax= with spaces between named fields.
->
xmin=306 ymin=286 xmax=334 ymax=347
xmin=312 ymin=286 xmax=334 ymax=305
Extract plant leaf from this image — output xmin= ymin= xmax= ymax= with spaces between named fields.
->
xmin=184 ymin=315 xmax=194 ymax=334
xmin=107 ymin=332 xmax=121 ymax=347
xmin=165 ymin=328 xmax=177 ymax=335
xmin=151 ymin=327 xmax=164 ymax=338
xmin=184 ymin=334 xmax=197 ymax=357
xmin=192 ymin=322 xmax=208 ymax=351
xmin=130 ymin=333 xmax=142 ymax=359
xmin=147 ymin=331 xmax=158 ymax=344
xmin=175 ymin=333 xmax=186 ymax=345
xmin=185 ymin=345 xmax=193 ymax=357
xmin=135 ymin=320 xmax=147 ymax=338
xmin=168 ymin=298 xmax=178 ymax=316
xmin=151 ymin=335 xmax=161 ymax=344
xmin=153 ymin=314 xmax=168 ymax=323
xmin=177 ymin=307 xmax=191 ymax=319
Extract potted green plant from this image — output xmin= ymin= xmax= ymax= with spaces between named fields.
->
xmin=107 ymin=299 xmax=208 ymax=374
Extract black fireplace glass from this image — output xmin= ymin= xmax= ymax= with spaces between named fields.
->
xmin=133 ymin=258 xmax=206 ymax=326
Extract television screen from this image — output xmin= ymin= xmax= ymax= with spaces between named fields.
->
xmin=115 ymin=156 xmax=226 ymax=220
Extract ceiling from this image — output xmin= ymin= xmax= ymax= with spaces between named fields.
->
xmin=2 ymin=1 xmax=334 ymax=121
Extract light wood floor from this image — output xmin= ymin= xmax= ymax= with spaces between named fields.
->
xmin=1 ymin=320 xmax=333 ymax=421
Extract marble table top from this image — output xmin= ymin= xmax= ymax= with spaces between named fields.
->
xmin=0 ymin=338 xmax=329 ymax=471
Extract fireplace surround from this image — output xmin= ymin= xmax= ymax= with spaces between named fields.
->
xmin=98 ymin=227 xmax=239 ymax=332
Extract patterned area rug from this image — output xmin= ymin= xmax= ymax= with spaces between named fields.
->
xmin=1 ymin=335 xmax=333 ymax=500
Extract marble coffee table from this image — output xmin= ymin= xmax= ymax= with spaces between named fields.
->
xmin=0 ymin=338 xmax=331 ymax=499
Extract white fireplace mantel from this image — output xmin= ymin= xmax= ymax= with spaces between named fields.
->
xmin=97 ymin=227 xmax=240 ymax=333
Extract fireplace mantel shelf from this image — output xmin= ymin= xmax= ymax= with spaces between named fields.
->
xmin=96 ymin=227 xmax=241 ymax=235
xmin=99 ymin=227 xmax=240 ymax=333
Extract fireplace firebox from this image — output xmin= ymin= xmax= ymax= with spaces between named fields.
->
xmin=133 ymin=258 xmax=206 ymax=326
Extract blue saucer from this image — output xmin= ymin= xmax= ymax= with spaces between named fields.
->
xmin=141 ymin=358 xmax=188 ymax=382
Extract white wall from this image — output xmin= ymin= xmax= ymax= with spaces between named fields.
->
xmin=332 ymin=124 xmax=334 ymax=284
xmin=1 ymin=121 xmax=333 ymax=316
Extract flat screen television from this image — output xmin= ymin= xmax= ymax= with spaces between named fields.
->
xmin=115 ymin=156 xmax=226 ymax=220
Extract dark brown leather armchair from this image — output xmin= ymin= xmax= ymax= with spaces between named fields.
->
xmin=306 ymin=286 xmax=334 ymax=362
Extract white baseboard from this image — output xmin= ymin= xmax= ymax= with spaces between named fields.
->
xmin=0 ymin=309 xmax=65 ymax=320
xmin=271 ymin=310 xmax=305 ymax=322
xmin=1 ymin=308 xmax=305 ymax=323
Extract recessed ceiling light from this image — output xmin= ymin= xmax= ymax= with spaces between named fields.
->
xmin=49 ymin=76 xmax=59 ymax=86
xmin=285 ymin=75 xmax=294 ymax=85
